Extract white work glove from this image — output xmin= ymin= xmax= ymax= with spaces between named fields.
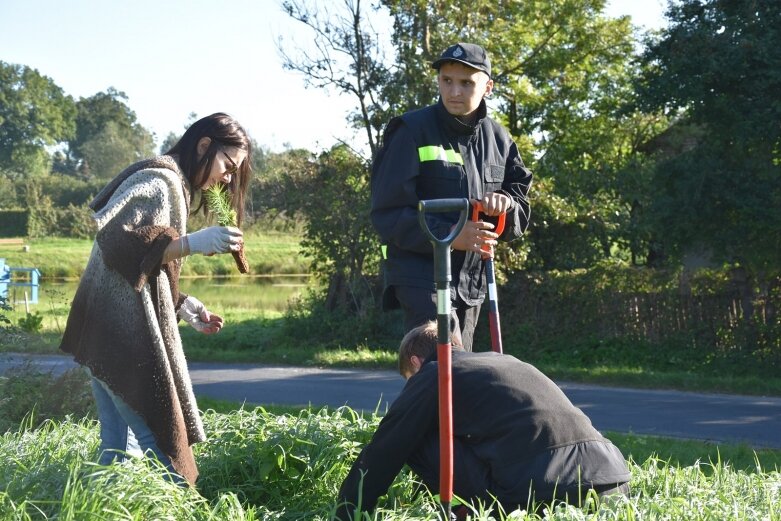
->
xmin=177 ymin=296 xmax=224 ymax=334
xmin=186 ymin=226 xmax=243 ymax=256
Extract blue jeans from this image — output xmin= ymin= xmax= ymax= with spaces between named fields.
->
xmin=88 ymin=369 xmax=178 ymax=478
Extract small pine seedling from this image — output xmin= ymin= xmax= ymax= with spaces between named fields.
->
xmin=204 ymin=184 xmax=250 ymax=274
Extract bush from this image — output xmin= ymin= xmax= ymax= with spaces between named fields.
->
xmin=0 ymin=210 xmax=28 ymax=237
xmin=27 ymin=201 xmax=96 ymax=239
xmin=33 ymin=175 xmax=104 ymax=207
xmin=17 ymin=312 xmax=43 ymax=333
xmin=0 ymin=294 xmax=22 ymax=342
xmin=0 ymin=295 xmax=10 ymax=329
xmin=281 ymin=287 xmax=403 ymax=352
xmin=254 ymin=146 xmax=381 ymax=312
xmin=23 ymin=180 xmax=97 ymax=239
xmin=0 ymin=363 xmax=95 ymax=432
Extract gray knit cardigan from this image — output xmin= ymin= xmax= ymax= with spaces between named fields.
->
xmin=60 ymin=156 xmax=205 ymax=484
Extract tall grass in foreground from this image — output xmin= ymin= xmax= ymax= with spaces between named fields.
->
xmin=1 ymin=408 xmax=780 ymax=520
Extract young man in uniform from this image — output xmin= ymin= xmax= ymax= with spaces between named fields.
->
xmin=336 ymin=322 xmax=631 ymax=520
xmin=370 ymin=42 xmax=533 ymax=351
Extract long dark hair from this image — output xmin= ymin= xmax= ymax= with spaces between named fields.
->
xmin=165 ymin=112 xmax=252 ymax=226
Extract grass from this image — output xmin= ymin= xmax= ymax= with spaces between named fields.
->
xmin=0 ymin=237 xmax=93 ymax=279
xmin=0 ymin=229 xmax=307 ymax=279
xmin=1 ymin=364 xmax=780 ymax=519
xmin=180 ymin=228 xmax=307 ymax=276
xmin=524 ymin=362 xmax=781 ymax=397
xmin=0 ymin=405 xmax=779 ymax=520
xmin=0 ymin=275 xmax=310 ymax=355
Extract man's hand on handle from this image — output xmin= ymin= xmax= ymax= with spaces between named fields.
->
xmin=451 ymin=220 xmax=498 ymax=256
xmin=477 ymin=192 xmax=513 ymax=216
xmin=449 ymin=193 xmax=511 ymax=256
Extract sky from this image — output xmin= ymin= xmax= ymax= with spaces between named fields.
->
xmin=0 ymin=0 xmax=668 ymax=154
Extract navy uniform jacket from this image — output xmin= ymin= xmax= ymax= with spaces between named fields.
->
xmin=337 ymin=350 xmax=630 ymax=518
xmin=370 ymin=99 xmax=533 ymax=307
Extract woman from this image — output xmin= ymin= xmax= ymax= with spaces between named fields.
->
xmin=60 ymin=113 xmax=252 ymax=485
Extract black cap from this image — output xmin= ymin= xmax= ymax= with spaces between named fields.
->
xmin=431 ymin=43 xmax=491 ymax=78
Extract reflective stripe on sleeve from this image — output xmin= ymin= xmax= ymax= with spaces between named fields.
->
xmin=418 ymin=145 xmax=464 ymax=165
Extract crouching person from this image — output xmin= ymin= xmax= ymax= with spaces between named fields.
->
xmin=336 ymin=321 xmax=630 ymax=519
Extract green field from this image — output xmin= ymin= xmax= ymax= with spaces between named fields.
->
xmin=0 ymin=231 xmax=307 ymax=279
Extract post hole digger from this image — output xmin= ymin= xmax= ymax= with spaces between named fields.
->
xmin=471 ymin=202 xmax=507 ymax=353
xmin=418 ymin=197 xmax=470 ymax=520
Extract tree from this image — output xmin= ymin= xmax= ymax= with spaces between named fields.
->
xmin=251 ymin=147 xmax=315 ymax=224
xmin=300 ymin=145 xmax=379 ymax=311
xmin=278 ymin=0 xmax=394 ymax=309
xmin=253 ymin=145 xmax=379 ymax=310
xmin=0 ymin=175 xmax=17 ymax=209
xmin=68 ymin=88 xmax=155 ymax=178
xmin=375 ymin=0 xmax=450 ymax=114
xmin=0 ymin=62 xmax=76 ymax=178
xmin=77 ymin=120 xmax=155 ymax=179
xmin=381 ymin=1 xmax=635 ymax=139
xmin=279 ymin=0 xmax=393 ymax=157
xmin=159 ymin=112 xmax=199 ymax=154
xmin=159 ymin=132 xmax=180 ymax=155
xmin=636 ymin=0 xmax=781 ymax=282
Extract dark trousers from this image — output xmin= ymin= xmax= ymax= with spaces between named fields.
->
xmin=394 ymin=285 xmax=481 ymax=352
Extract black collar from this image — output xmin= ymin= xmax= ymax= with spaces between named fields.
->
xmin=436 ymin=98 xmax=487 ymax=137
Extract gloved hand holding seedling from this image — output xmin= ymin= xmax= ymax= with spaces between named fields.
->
xmin=203 ymin=184 xmax=250 ymax=274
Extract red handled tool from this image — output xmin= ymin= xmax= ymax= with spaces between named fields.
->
xmin=418 ymin=198 xmax=470 ymax=520
xmin=472 ymin=202 xmax=506 ymax=354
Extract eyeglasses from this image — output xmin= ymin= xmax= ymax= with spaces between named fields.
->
xmin=221 ymin=151 xmax=239 ymax=176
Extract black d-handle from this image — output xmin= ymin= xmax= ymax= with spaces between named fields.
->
xmin=418 ymin=198 xmax=470 ymax=248
xmin=418 ymin=198 xmax=470 ymax=290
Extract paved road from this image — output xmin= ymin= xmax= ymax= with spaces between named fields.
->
xmin=2 ymin=353 xmax=780 ymax=449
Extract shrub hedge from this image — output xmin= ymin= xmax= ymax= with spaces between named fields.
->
xmin=0 ymin=210 xmax=28 ymax=237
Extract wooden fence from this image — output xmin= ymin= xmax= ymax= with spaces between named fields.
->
xmin=502 ymin=277 xmax=778 ymax=352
